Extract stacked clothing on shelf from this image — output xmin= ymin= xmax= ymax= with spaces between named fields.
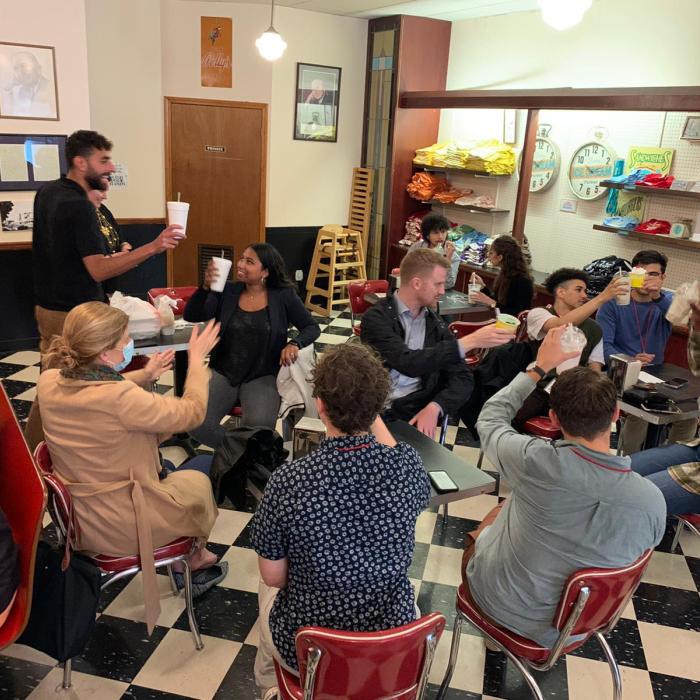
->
xmin=454 ymin=193 xmax=496 ymax=209
xmin=433 ymin=186 xmax=473 ymax=203
xmin=464 ymin=241 xmax=489 ymax=265
xmin=636 ymin=173 xmax=675 ymax=189
xmin=608 ymin=168 xmax=652 ymax=185
xmin=406 ymin=172 xmax=449 ymax=200
xmin=603 ymin=215 xmax=640 ymax=230
xmin=411 ymin=140 xmax=516 ymax=175
xmin=398 ymin=210 xmax=431 ymax=247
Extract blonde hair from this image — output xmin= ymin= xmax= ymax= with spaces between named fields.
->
xmin=400 ymin=248 xmax=449 ymax=284
xmin=45 ymin=302 xmax=129 ymax=370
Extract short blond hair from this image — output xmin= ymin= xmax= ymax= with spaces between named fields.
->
xmin=44 ymin=302 xmax=128 ymax=370
xmin=399 ymin=248 xmax=449 ymax=284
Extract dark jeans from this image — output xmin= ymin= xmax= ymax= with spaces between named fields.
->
xmin=161 ymin=455 xmax=213 ymax=477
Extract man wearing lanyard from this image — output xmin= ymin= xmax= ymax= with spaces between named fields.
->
xmin=597 ymin=250 xmax=697 ymax=453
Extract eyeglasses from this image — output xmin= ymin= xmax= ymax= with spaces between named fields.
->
xmin=646 ymin=272 xmax=663 ymax=278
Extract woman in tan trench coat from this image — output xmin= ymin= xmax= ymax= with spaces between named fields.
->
xmin=37 ymin=302 xmax=222 ymax=632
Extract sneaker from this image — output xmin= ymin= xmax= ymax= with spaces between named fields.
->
xmin=261 ymin=688 xmax=279 ymax=700
xmin=174 ymin=561 xmax=229 ymax=597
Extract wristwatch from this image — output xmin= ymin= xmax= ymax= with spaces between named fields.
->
xmin=530 ymin=365 xmax=547 ymax=380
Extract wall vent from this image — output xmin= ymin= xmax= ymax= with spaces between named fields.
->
xmin=198 ymin=244 xmax=234 ymax=286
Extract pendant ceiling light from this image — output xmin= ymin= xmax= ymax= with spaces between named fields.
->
xmin=538 ymin=0 xmax=592 ymax=31
xmin=256 ymin=0 xmax=287 ymax=61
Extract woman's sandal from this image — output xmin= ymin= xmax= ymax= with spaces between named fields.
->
xmin=173 ymin=561 xmax=229 ymax=598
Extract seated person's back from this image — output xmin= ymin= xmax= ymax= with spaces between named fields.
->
xmin=469 ymin=328 xmax=666 ymax=646
xmin=251 ymin=343 xmax=430 ymax=689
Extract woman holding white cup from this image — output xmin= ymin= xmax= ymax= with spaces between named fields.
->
xmin=184 ymin=243 xmax=321 ymax=448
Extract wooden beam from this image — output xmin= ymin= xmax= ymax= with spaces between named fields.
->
xmin=512 ymin=109 xmax=539 ymax=245
xmin=399 ymin=86 xmax=700 ymax=112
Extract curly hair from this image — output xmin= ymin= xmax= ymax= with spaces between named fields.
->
xmin=311 ymin=343 xmax=391 ymax=435
xmin=544 ymin=268 xmax=589 ymax=295
xmin=491 ymin=235 xmax=532 ymax=307
xmin=44 ymin=302 xmax=128 ymax=370
xmin=66 ymin=130 xmax=113 ymax=167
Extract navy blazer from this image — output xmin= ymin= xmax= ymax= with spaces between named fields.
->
xmin=184 ymin=282 xmax=320 ymax=375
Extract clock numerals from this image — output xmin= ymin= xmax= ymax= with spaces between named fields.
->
xmin=569 ymin=141 xmax=616 ymax=200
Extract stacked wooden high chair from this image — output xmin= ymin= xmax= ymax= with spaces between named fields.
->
xmin=305 ymin=225 xmax=367 ymax=317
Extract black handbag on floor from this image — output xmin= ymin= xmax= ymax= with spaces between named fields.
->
xmin=18 ymin=540 xmax=101 ymax=662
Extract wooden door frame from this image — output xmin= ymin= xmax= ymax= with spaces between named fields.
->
xmin=164 ymin=96 xmax=268 ymax=285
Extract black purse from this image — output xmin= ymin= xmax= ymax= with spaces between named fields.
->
xmin=622 ymin=388 xmax=680 ymax=414
xmin=18 ymin=541 xmax=101 ymax=662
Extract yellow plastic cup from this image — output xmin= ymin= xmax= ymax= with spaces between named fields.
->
xmin=629 ymin=269 xmax=646 ymax=288
xmin=495 ymin=313 xmax=519 ymax=333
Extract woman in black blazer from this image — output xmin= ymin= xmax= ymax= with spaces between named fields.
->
xmin=184 ymin=242 xmax=320 ymax=447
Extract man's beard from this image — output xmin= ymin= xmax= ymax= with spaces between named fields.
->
xmin=85 ymin=173 xmax=109 ymax=191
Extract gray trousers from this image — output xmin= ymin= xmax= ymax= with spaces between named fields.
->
xmin=620 ymin=415 xmax=698 ymax=455
xmin=190 ymin=370 xmax=280 ymax=449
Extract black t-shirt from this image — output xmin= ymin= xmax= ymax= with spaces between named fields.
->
xmin=0 ymin=508 xmax=18 ymax=612
xmin=33 ymin=177 xmax=108 ymax=311
xmin=218 ymin=307 xmax=274 ymax=385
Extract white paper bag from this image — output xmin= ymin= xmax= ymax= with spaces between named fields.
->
xmin=110 ymin=291 xmax=161 ymax=339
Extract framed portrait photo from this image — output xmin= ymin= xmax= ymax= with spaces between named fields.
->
xmin=681 ymin=116 xmax=700 ymax=141
xmin=294 ymin=63 xmax=341 ymax=142
xmin=0 ymin=42 xmax=59 ymax=121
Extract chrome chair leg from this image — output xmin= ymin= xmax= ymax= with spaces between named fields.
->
xmin=442 ymin=503 xmax=449 ymax=521
xmin=501 ymin=646 xmax=545 ymax=700
xmin=182 ymin=559 xmax=204 ymax=651
xmin=436 ymin=611 xmax=464 ymax=700
xmin=62 ymin=659 xmax=72 ymax=689
xmin=476 ymin=451 xmax=484 ymax=470
xmin=670 ymin=519 xmax=684 ymax=553
xmin=596 ymin=632 xmax=622 ymax=700
xmin=166 ymin=564 xmax=179 ymax=595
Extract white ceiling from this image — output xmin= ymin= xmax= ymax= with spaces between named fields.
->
xmin=187 ymin=0 xmax=540 ymax=22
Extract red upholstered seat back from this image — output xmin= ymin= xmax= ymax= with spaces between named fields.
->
xmin=277 ymin=613 xmax=445 ymax=699
xmin=0 ymin=383 xmax=47 ymax=649
xmin=33 ymin=442 xmax=72 ymax=542
xmin=348 ymin=279 xmax=389 ymax=316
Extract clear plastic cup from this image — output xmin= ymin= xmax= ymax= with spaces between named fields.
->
xmin=558 ymin=324 xmax=587 ymax=372
xmin=615 ymin=271 xmax=631 ymax=306
xmin=166 ymin=201 xmax=190 ymax=238
xmin=629 ymin=267 xmax=646 ymax=289
xmin=468 ymin=283 xmax=481 ymax=302
xmin=495 ymin=313 xmax=519 ymax=333
xmin=209 ymin=256 xmax=233 ymax=293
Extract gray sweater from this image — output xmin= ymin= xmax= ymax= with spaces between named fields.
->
xmin=470 ymin=373 xmax=666 ymax=646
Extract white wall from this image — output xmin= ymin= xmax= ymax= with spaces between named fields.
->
xmin=447 ymin=0 xmax=700 ymax=90
xmin=442 ymin=0 xmax=700 ymax=288
xmin=86 ymin=0 xmax=164 ymax=217
xmin=267 ymin=7 xmax=367 ymax=227
xmin=0 ymin=0 xmax=90 ymax=134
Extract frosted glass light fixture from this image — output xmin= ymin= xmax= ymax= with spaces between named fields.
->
xmin=538 ymin=0 xmax=592 ymax=31
xmin=256 ymin=0 xmax=287 ymax=61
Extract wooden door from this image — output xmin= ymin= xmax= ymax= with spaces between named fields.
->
xmin=165 ymin=97 xmax=267 ymax=286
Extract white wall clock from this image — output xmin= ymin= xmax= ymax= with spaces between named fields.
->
xmin=567 ymin=139 xmax=617 ymax=200
xmin=530 ymin=125 xmax=560 ymax=193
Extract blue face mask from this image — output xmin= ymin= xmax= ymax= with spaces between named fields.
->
xmin=112 ymin=339 xmax=134 ymax=372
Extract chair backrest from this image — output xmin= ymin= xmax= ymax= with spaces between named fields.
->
xmin=295 ymin=613 xmax=445 ymax=699
xmin=0 ymin=382 xmax=47 ymax=649
xmin=448 ymin=319 xmax=494 ymax=340
xmin=147 ymin=286 xmax=198 ymax=317
xmin=515 ymin=309 xmax=530 ymax=343
xmin=33 ymin=442 xmax=72 ymax=543
xmin=553 ymin=548 xmax=653 ymax=636
xmin=348 ymin=279 xmax=389 ymax=317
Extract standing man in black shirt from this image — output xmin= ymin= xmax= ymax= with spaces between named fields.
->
xmin=26 ymin=130 xmax=184 ymax=448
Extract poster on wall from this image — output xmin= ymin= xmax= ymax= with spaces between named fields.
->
xmin=294 ymin=63 xmax=341 ymax=142
xmin=200 ymin=17 xmax=233 ymax=88
xmin=0 ymin=133 xmax=67 ymax=191
xmin=0 ymin=42 xmax=59 ymax=120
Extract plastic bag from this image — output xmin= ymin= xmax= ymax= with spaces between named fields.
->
xmin=154 ymin=295 xmax=177 ymax=335
xmin=110 ymin=291 xmax=161 ymax=339
xmin=666 ymin=280 xmax=700 ymax=325
xmin=583 ymin=256 xmax=632 ymax=297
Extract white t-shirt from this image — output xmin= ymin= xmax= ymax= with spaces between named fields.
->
xmin=526 ymin=307 xmax=604 ymax=366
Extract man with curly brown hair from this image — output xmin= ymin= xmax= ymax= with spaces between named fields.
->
xmin=250 ymin=343 xmax=430 ymax=694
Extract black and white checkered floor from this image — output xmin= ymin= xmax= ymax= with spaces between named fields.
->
xmin=1 ymin=309 xmax=699 ymax=699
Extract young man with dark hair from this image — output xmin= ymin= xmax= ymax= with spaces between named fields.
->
xmin=514 ymin=267 xmax=626 ymax=428
xmin=464 ymin=327 xmax=666 ymax=648
xmin=362 ymin=248 xmax=513 ymax=439
xmin=26 ymin=129 xmax=185 ymax=449
xmin=408 ymin=212 xmax=460 ymax=289
xmin=597 ymin=249 xmax=696 ymax=452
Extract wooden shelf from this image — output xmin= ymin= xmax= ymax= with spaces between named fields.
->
xmin=593 ymin=224 xmax=700 ymax=250
xmin=599 ymin=181 xmax=700 ymax=202
xmin=0 ymin=242 xmax=31 ymax=251
xmin=413 ymin=164 xmax=510 ymax=178
xmin=420 ymin=200 xmax=510 ymax=214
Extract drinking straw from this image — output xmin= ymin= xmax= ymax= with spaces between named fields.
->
xmin=177 ymin=192 xmax=181 ymax=202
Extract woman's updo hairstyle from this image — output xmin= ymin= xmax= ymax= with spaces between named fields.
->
xmin=45 ymin=302 xmax=129 ymax=370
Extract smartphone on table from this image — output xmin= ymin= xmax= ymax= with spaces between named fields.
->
xmin=665 ymin=377 xmax=689 ymax=390
xmin=429 ymin=470 xmax=459 ymax=494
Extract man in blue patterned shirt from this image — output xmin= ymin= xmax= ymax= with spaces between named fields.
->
xmin=251 ymin=343 xmax=430 ymax=694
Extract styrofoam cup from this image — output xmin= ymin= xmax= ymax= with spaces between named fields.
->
xmin=210 ymin=256 xmax=232 ymax=293
xmin=167 ymin=201 xmax=189 ymax=238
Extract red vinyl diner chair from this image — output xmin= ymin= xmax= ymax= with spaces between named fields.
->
xmin=448 ymin=320 xmax=495 ymax=368
xmin=0 ymin=383 xmax=47 ymax=652
xmin=348 ymin=280 xmax=389 ymax=336
xmin=33 ymin=442 xmax=204 ymax=689
xmin=671 ymin=513 xmax=700 ymax=552
xmin=275 ymin=612 xmax=446 ymax=700
xmin=437 ymin=549 xmax=653 ymax=700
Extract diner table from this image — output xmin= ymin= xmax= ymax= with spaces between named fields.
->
xmin=364 ymin=288 xmax=494 ymax=318
xmin=618 ymin=363 xmax=700 ymax=449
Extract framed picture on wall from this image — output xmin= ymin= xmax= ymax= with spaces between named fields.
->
xmin=294 ymin=63 xmax=341 ymax=142
xmin=0 ymin=133 xmax=67 ymax=191
xmin=0 ymin=42 xmax=59 ymax=120
xmin=681 ymin=116 xmax=700 ymax=141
